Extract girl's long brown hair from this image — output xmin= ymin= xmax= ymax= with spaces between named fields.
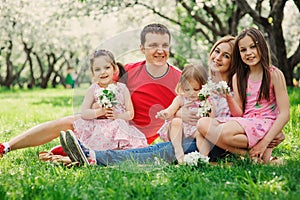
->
xmin=232 ymin=27 xmax=271 ymax=112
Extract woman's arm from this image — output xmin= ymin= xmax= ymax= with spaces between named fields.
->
xmin=250 ymin=68 xmax=290 ymax=158
xmin=226 ymin=74 xmax=243 ymax=117
xmin=81 ymin=86 xmax=106 ymax=119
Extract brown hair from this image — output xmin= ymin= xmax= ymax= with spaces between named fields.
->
xmin=175 ymin=64 xmax=208 ymax=95
xmin=232 ymin=27 xmax=271 ymax=112
xmin=140 ymin=23 xmax=171 ymax=46
xmin=209 ymin=35 xmax=236 ymax=88
xmin=89 ymin=49 xmax=125 ymax=78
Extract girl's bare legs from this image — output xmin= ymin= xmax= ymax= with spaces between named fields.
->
xmin=197 ymin=117 xmax=248 ymax=155
xmin=169 ymin=118 xmax=184 ymax=163
xmin=8 ymin=115 xmax=78 ymax=151
xmin=194 ymin=131 xmax=211 ymax=156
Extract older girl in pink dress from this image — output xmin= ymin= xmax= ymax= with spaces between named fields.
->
xmin=197 ymin=27 xmax=290 ymax=163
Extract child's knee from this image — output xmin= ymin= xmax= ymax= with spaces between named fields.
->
xmin=197 ymin=117 xmax=210 ymax=134
xmin=171 ymin=118 xmax=182 ymax=127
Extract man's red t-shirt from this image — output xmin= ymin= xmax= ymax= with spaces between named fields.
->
xmin=122 ymin=60 xmax=181 ymax=144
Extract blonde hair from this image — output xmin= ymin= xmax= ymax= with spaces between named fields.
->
xmin=175 ymin=64 xmax=208 ymax=95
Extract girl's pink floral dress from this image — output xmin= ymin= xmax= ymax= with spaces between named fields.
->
xmin=74 ymin=82 xmax=148 ymax=150
xmin=217 ymin=66 xmax=278 ymax=147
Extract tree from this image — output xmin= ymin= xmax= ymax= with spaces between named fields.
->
xmin=102 ymin=0 xmax=300 ymax=86
xmin=237 ymin=0 xmax=300 ymax=86
xmin=0 ymin=0 xmax=101 ymax=88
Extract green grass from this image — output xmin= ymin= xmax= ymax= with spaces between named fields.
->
xmin=0 ymin=87 xmax=300 ymax=200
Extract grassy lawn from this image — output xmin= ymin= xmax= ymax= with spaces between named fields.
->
xmin=0 ymin=87 xmax=299 ymax=200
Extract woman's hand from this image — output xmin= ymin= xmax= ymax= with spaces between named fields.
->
xmin=177 ymin=103 xmax=199 ymax=126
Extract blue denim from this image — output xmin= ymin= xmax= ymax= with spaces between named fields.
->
xmin=94 ymin=138 xmax=197 ymax=166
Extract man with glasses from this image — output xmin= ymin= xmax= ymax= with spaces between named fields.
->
xmin=121 ymin=23 xmax=181 ymax=144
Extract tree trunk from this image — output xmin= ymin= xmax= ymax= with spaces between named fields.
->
xmin=23 ymin=42 xmax=35 ymax=87
xmin=4 ymin=40 xmax=14 ymax=88
xmin=237 ymin=0 xmax=297 ymax=86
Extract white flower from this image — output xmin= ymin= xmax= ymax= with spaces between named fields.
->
xmin=95 ymin=84 xmax=119 ymax=108
xmin=197 ymin=100 xmax=212 ymax=117
xmin=153 ymin=157 xmax=168 ymax=166
xmin=183 ymin=151 xmax=209 ymax=166
xmin=197 ymin=78 xmax=230 ymax=117
xmin=215 ymin=81 xmax=231 ymax=94
xmin=198 ymin=78 xmax=215 ymax=101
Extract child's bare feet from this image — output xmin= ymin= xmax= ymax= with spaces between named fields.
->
xmin=175 ymin=151 xmax=184 ymax=164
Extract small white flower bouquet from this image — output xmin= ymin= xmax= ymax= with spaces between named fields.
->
xmin=198 ymin=79 xmax=214 ymax=101
xmin=95 ymin=84 xmax=119 ymax=108
xmin=197 ymin=100 xmax=212 ymax=117
xmin=197 ymin=79 xmax=230 ymax=117
xmin=183 ymin=151 xmax=209 ymax=166
xmin=197 ymin=79 xmax=214 ymax=117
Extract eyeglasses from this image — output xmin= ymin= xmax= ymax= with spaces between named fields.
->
xmin=144 ymin=44 xmax=170 ymax=51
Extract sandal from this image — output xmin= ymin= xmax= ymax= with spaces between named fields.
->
xmin=39 ymin=151 xmax=73 ymax=166
xmin=268 ymin=156 xmax=285 ymax=165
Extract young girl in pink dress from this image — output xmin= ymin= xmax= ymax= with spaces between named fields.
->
xmin=71 ymin=49 xmax=148 ymax=150
xmin=197 ymin=27 xmax=290 ymax=163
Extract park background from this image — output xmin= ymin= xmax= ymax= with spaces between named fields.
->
xmin=0 ymin=0 xmax=300 ymax=199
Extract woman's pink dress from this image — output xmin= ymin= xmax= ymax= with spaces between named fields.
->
xmin=217 ymin=66 xmax=278 ymax=147
xmin=74 ymin=82 xmax=148 ymax=150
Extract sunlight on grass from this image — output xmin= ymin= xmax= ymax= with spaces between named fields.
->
xmin=237 ymin=171 xmax=289 ymax=199
xmin=150 ymin=171 xmax=170 ymax=187
xmin=0 ymin=88 xmax=299 ymax=199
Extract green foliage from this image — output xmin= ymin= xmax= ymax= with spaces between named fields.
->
xmin=0 ymin=88 xmax=300 ymax=199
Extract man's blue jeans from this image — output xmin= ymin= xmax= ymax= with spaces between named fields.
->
xmin=94 ymin=138 xmax=196 ymax=166
xmin=94 ymin=139 xmax=229 ymax=166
